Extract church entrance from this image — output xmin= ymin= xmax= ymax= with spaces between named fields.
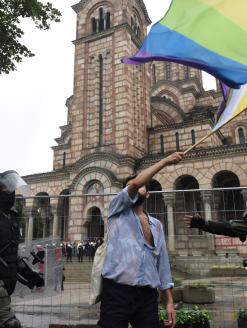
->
xmin=87 ymin=207 xmax=104 ymax=239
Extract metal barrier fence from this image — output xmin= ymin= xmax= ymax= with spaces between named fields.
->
xmin=11 ymin=188 xmax=247 ymax=327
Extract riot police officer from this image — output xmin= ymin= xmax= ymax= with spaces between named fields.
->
xmin=0 ymin=170 xmax=44 ymax=327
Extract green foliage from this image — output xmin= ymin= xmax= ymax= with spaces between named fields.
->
xmin=159 ymin=306 xmax=210 ymax=325
xmin=210 ymin=265 xmax=242 ymax=269
xmin=184 ymin=281 xmax=215 ymax=289
xmin=0 ymin=0 xmax=61 ymax=74
xmin=173 ymin=277 xmax=182 ymax=287
xmin=237 ymin=309 xmax=247 ymax=319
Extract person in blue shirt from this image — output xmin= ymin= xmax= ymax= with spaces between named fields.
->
xmin=99 ymin=152 xmax=183 ymax=328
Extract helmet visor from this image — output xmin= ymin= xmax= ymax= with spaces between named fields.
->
xmin=0 ymin=170 xmax=29 ymax=195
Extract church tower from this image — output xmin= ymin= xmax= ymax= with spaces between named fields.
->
xmin=53 ymin=0 xmax=152 ymax=170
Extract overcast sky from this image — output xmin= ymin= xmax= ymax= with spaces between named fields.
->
xmin=0 ymin=0 xmax=215 ymax=177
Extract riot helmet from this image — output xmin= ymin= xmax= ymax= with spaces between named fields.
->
xmin=0 ymin=170 xmax=28 ymax=211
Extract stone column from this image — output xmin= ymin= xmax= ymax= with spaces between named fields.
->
xmin=52 ymin=209 xmax=59 ymax=238
xmin=50 ymin=199 xmax=59 ymax=239
xmin=241 ymin=189 xmax=247 ymax=208
xmin=201 ymin=191 xmax=212 ymax=222
xmin=25 ymin=198 xmax=34 ymax=243
xmin=164 ymin=193 xmax=175 ymax=252
xmin=201 ymin=191 xmax=214 ymax=251
xmin=27 ymin=210 xmax=33 ymax=242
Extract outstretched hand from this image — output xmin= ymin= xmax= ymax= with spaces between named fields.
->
xmin=183 ymin=214 xmax=193 ymax=228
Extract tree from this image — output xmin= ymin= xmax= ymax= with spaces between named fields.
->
xmin=0 ymin=0 xmax=61 ymax=74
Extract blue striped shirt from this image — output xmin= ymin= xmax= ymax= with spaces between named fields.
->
xmin=102 ymin=187 xmax=174 ymax=290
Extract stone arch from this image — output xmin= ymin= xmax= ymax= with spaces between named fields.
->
xmin=32 ymin=192 xmax=52 ymax=239
xmin=86 ymin=1 xmax=114 ymax=34
xmin=235 ymin=126 xmax=246 ymax=144
xmin=74 ymin=153 xmax=121 ymax=176
xmin=71 ymin=167 xmax=117 ymax=194
xmin=151 ymin=82 xmax=185 ymax=110
xmin=174 ymin=175 xmax=203 ymax=236
xmin=84 ymin=180 xmax=104 ymax=194
xmin=85 ymin=206 xmax=104 ymax=239
xmin=208 ymin=162 xmax=247 ymax=187
xmin=156 ymin=167 xmax=203 ymax=190
xmin=212 ymin=170 xmax=244 ymax=221
xmin=130 ymin=6 xmax=145 ymax=39
xmin=82 ymin=202 xmax=105 ymax=222
xmin=151 ymin=99 xmax=184 ymax=125
xmin=156 ymin=90 xmax=179 ymax=105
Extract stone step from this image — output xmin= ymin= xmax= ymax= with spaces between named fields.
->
xmin=63 ymin=261 xmax=93 ymax=283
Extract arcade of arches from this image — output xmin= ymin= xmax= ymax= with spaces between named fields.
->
xmin=19 ymin=170 xmax=247 ymax=256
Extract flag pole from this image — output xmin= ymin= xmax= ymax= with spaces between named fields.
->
xmin=184 ymin=132 xmax=213 ymax=154
xmin=184 ymin=106 xmax=247 ymax=155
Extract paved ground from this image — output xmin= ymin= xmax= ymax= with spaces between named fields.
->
xmin=11 ymin=275 xmax=247 ymax=328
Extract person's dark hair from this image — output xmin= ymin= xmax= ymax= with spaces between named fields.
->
xmin=123 ymin=175 xmax=149 ymax=192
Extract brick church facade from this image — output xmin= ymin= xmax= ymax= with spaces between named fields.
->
xmin=22 ymin=0 xmax=247 ymax=256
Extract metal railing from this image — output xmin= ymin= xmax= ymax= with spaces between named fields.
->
xmin=10 ymin=188 xmax=247 ymax=327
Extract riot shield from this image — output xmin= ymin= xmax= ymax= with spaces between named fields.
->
xmin=13 ymin=237 xmax=63 ymax=297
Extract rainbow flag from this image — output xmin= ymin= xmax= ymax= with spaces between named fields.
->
xmin=123 ymin=0 xmax=247 ymax=89
xmin=212 ymin=83 xmax=247 ymax=132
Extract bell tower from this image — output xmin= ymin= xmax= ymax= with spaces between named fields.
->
xmin=53 ymin=0 xmax=152 ymax=169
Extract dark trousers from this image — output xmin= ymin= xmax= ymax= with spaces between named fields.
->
xmin=98 ymin=278 xmax=160 ymax=328
xmin=78 ymin=253 xmax=83 ymax=262
xmin=66 ymin=253 xmax=72 ymax=263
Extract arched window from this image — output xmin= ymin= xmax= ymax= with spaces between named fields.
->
xmin=86 ymin=181 xmax=104 ymax=194
xmin=106 ymin=12 xmax=111 ymax=29
xmin=99 ymin=8 xmax=104 ymax=31
xmin=131 ymin=17 xmax=134 ymax=29
xmin=91 ymin=17 xmax=97 ymax=33
xmin=238 ymin=127 xmax=246 ymax=144
xmin=91 ymin=7 xmax=111 ymax=34
xmin=191 ymin=130 xmax=196 ymax=145
xmin=166 ymin=63 xmax=171 ymax=80
xmin=137 ymin=26 xmax=140 ymax=38
xmin=184 ymin=66 xmax=190 ymax=79
xmin=63 ymin=152 xmax=66 ymax=168
xmin=131 ymin=14 xmax=141 ymax=38
xmin=87 ymin=207 xmax=104 ymax=238
xmin=175 ymin=132 xmax=180 ymax=151
xmin=160 ymin=135 xmax=164 ymax=154
xmin=152 ymin=64 xmax=156 ymax=84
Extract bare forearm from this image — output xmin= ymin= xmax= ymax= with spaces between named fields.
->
xmin=131 ymin=159 xmax=169 ymax=190
xmin=161 ymin=288 xmax=174 ymax=306
xmin=128 ymin=152 xmax=183 ymax=196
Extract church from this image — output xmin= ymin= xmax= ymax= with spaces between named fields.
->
xmin=21 ymin=0 xmax=247 ymax=257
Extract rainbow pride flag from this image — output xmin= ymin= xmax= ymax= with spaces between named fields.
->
xmin=212 ymin=83 xmax=247 ymax=132
xmin=123 ymin=0 xmax=247 ymax=88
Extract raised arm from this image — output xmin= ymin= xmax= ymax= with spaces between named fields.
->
xmin=127 ymin=152 xmax=183 ymax=198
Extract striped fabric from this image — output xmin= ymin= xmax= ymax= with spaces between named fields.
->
xmin=212 ymin=84 xmax=247 ymax=132
xmin=123 ymin=0 xmax=247 ymax=88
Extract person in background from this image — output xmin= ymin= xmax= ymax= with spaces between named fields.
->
xmin=77 ymin=242 xmax=83 ymax=262
xmin=66 ymin=243 xmax=72 ymax=263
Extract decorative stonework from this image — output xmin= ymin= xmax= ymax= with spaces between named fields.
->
xmin=23 ymin=0 xmax=247 ymax=246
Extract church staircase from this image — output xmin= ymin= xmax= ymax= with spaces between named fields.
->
xmin=63 ymin=259 xmax=93 ymax=283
